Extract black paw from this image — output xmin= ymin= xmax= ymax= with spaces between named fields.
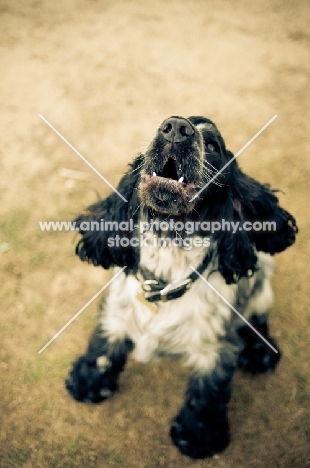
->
xmin=170 ymin=406 xmax=230 ymax=459
xmin=238 ymin=338 xmax=281 ymax=374
xmin=65 ymin=355 xmax=117 ymax=403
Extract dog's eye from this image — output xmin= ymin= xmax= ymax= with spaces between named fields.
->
xmin=207 ymin=142 xmax=220 ymax=153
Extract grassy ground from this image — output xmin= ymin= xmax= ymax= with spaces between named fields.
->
xmin=0 ymin=1 xmax=309 ymax=467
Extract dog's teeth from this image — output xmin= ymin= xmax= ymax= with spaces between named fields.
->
xmin=178 ymin=177 xmax=184 ymax=183
xmin=152 ymin=172 xmax=157 ymax=177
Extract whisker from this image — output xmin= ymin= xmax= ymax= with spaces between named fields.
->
xmin=130 ymin=161 xmax=145 ymax=173
xmin=131 ymin=201 xmax=143 ymax=218
xmin=201 ymin=168 xmax=216 ymax=177
xmin=195 ymin=167 xmax=223 ymax=186
xmin=202 ymin=165 xmax=217 ymax=175
xmin=126 ymin=146 xmax=148 ymax=156
xmin=204 ymin=160 xmax=218 ymax=172
xmin=199 ymin=170 xmax=224 ymax=187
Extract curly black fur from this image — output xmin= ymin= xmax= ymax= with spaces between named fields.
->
xmin=170 ymin=349 xmax=235 ymax=458
xmin=66 ymin=326 xmax=133 ymax=403
xmin=74 ymin=119 xmax=297 ymax=284
xmin=67 ymin=115 xmax=297 ymax=459
xmin=238 ymin=315 xmax=281 ymax=374
xmin=74 ymin=155 xmax=142 ymax=273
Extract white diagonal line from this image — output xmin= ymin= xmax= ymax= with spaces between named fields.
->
xmin=189 ymin=266 xmax=278 ymax=353
xmin=38 ymin=267 xmax=127 ymax=354
xmin=39 ymin=114 xmax=128 ymax=202
xmin=190 ymin=115 xmax=277 ymax=201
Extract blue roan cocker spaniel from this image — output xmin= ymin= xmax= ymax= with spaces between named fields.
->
xmin=66 ymin=116 xmax=297 ymax=458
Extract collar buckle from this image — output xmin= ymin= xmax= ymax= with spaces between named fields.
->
xmin=142 ymin=279 xmax=166 ymax=293
xmin=144 ymin=278 xmax=193 ymax=303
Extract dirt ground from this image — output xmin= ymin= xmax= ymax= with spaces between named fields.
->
xmin=0 ymin=0 xmax=309 ymax=467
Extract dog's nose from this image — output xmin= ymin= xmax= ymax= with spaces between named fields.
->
xmin=160 ymin=117 xmax=194 ymax=143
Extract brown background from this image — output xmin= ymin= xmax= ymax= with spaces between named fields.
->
xmin=0 ymin=1 xmax=309 ymax=467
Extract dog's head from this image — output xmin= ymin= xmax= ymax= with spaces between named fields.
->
xmin=74 ymin=115 xmax=297 ymax=282
xmin=138 ymin=116 xmax=228 ymax=216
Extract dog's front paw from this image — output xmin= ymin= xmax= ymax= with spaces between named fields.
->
xmin=170 ymin=406 xmax=230 ymax=459
xmin=65 ymin=355 xmax=117 ymax=403
xmin=238 ymin=338 xmax=281 ymax=374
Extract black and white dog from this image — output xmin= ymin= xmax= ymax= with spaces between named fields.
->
xmin=66 ymin=116 xmax=297 ymax=458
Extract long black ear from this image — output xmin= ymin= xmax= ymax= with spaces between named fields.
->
xmin=74 ymin=156 xmax=143 ymax=272
xmin=232 ymin=165 xmax=298 ymax=255
xmin=197 ymin=182 xmax=258 ymax=284
xmin=196 ymin=151 xmax=297 ymax=284
xmin=215 ymin=215 xmax=258 ymax=284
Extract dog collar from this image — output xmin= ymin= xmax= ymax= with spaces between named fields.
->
xmin=138 ymin=250 xmax=214 ymax=303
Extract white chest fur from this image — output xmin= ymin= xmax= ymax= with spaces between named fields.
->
xmin=101 ymin=233 xmax=239 ymax=372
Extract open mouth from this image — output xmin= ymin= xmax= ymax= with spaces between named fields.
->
xmin=158 ymin=157 xmax=183 ymax=182
xmin=144 ymin=157 xmax=194 ymax=189
xmin=137 ymin=116 xmax=204 ymax=215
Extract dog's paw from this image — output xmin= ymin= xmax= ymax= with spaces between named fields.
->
xmin=65 ymin=355 xmax=117 ymax=403
xmin=238 ymin=338 xmax=281 ymax=374
xmin=170 ymin=406 xmax=230 ymax=459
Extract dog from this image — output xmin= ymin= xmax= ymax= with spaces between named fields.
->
xmin=66 ymin=116 xmax=297 ymax=458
